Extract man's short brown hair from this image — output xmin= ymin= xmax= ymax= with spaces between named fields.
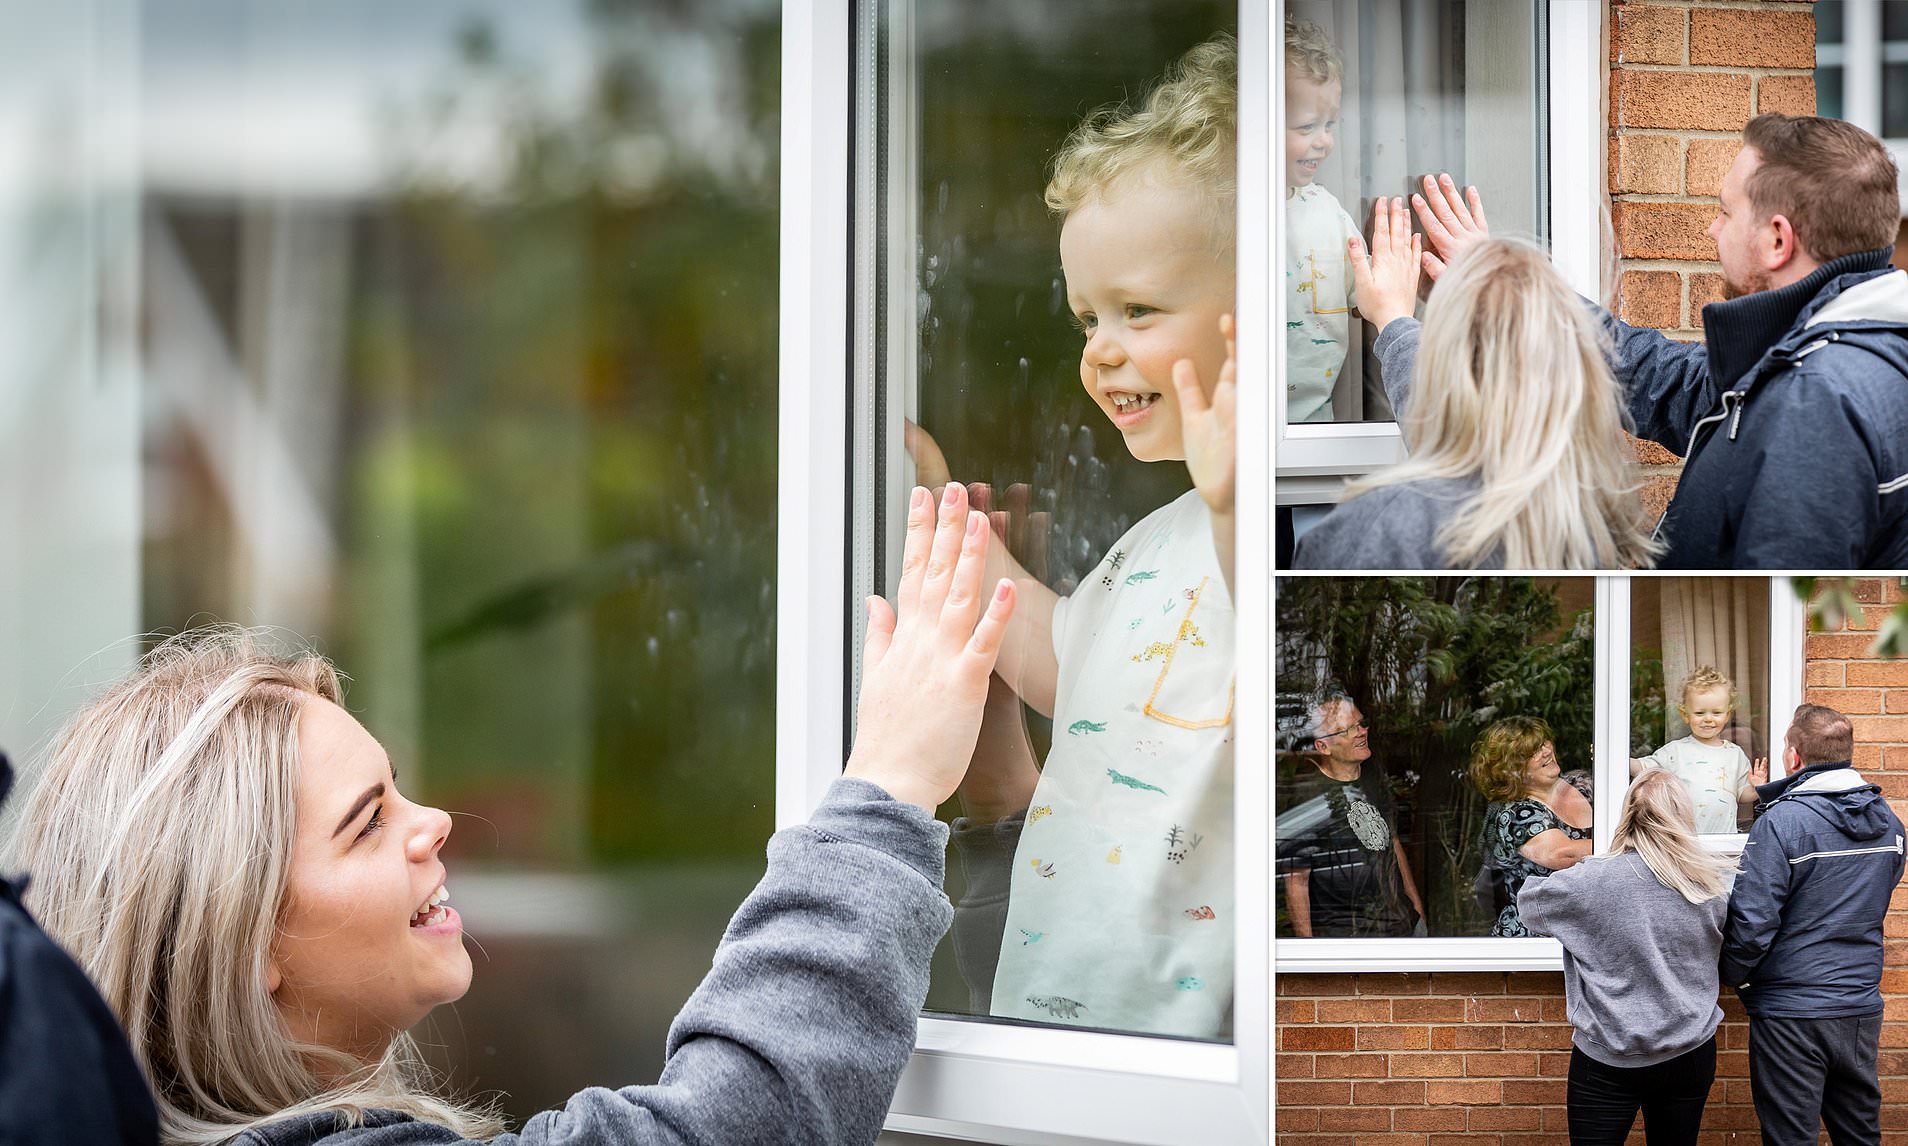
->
xmin=1741 ymin=114 xmax=1901 ymax=264
xmin=1786 ymin=703 xmax=1855 ymax=766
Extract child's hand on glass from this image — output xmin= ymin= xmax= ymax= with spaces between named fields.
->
xmin=1750 ymin=756 xmax=1769 ymax=786
xmin=1413 ymin=172 xmax=1491 ymax=282
xmin=1347 ymin=197 xmax=1420 ymax=334
xmin=845 ymin=484 xmax=1017 ymax=813
xmin=905 ymin=420 xmax=1048 ymax=579
xmin=1171 ymin=313 xmax=1236 ymax=516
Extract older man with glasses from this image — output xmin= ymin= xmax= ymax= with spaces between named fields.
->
xmin=1277 ymin=692 xmax=1425 ymax=937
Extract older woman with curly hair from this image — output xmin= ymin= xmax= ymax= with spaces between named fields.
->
xmin=1471 ymin=716 xmax=1593 ymax=936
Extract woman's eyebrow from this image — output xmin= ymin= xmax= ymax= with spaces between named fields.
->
xmin=332 ymin=782 xmax=385 ymax=839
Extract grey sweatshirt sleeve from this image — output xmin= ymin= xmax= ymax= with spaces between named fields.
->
xmin=482 ymin=778 xmax=951 ymax=1146
xmin=1512 ymin=869 xmax=1569 ymax=940
xmin=1720 ymin=812 xmax=1794 ymax=988
xmin=1373 ymin=317 xmax=1419 ymax=420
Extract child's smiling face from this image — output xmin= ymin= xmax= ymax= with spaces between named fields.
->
xmin=1058 ymin=170 xmax=1235 ymax=464
xmin=1285 ymin=74 xmax=1340 ymax=188
xmin=1682 ymin=686 xmax=1733 ymax=743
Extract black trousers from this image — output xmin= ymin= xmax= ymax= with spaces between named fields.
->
xmin=1566 ymin=1036 xmax=1716 ymax=1146
xmin=1749 ymin=1013 xmax=1884 ymax=1146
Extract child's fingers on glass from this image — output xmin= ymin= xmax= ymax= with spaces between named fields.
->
xmin=1171 ymin=358 xmax=1208 ymax=415
xmin=915 ymin=482 xmax=970 ymax=618
xmin=963 ymin=579 xmax=1017 ymax=669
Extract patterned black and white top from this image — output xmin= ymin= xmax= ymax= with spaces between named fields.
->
xmin=1481 ymin=798 xmax=1590 ymax=937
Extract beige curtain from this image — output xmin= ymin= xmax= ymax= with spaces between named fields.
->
xmin=1658 ymin=579 xmax=1770 ymax=751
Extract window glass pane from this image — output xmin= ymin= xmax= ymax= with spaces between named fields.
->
xmin=1818 ymin=64 xmax=1847 ymax=122
xmin=5 ymin=1 xmax=779 ymax=1124
xmin=875 ymin=0 xmax=1237 ymax=1042
xmin=1886 ymin=62 xmax=1908 ymax=139
xmin=1819 ymin=0 xmax=1846 ymax=45
xmin=1275 ymin=577 xmax=1596 ymax=939
xmin=1885 ymin=2 xmax=1908 ymax=43
xmin=1282 ymin=1 xmax=1547 ymax=427
xmin=1628 ymin=578 xmax=1771 ymax=836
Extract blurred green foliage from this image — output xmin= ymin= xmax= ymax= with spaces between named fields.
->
xmin=1796 ymin=577 xmax=1908 ymax=658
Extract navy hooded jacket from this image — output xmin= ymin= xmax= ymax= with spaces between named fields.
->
xmin=0 ymin=753 xmax=159 ymax=1145
xmin=1720 ymin=760 xmax=1907 ymax=1019
xmin=1605 ymin=247 xmax=1908 ymax=568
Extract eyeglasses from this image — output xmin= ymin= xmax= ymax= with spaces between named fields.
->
xmin=1314 ymin=719 xmax=1367 ymax=742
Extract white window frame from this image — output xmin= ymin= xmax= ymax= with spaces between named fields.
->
xmin=1275 ymin=0 xmax=1604 ymax=503
xmin=1273 ymin=575 xmax=1806 ymax=975
xmin=1817 ymin=0 xmax=1908 ymax=216
xmin=780 ymin=2 xmax=1272 ymax=1142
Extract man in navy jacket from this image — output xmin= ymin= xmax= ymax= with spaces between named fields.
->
xmin=1720 ymin=705 xmax=1906 ymax=1145
xmin=1414 ymin=114 xmax=1908 ymax=567
xmin=0 ymin=751 xmax=159 ymax=1145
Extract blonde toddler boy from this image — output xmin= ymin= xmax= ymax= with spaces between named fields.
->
xmin=1284 ymin=15 xmax=1361 ymax=423
xmin=971 ymin=35 xmax=1240 ymax=1041
xmin=1631 ymin=666 xmax=1769 ymax=834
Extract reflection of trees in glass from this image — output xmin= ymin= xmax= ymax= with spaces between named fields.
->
xmin=342 ymin=0 xmax=781 ymax=867
xmin=1276 ymin=578 xmax=1594 ymax=933
xmin=1630 ymin=650 xmax=1667 ymax=757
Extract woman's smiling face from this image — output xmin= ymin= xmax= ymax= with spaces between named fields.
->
xmin=1524 ymin=741 xmax=1561 ymax=792
xmin=271 ymin=699 xmax=469 ymax=1061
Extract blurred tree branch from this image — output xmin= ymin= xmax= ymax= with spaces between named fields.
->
xmin=1793 ymin=577 xmax=1908 ymax=658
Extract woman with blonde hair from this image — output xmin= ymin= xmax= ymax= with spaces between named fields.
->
xmin=1470 ymin=716 xmax=1592 ymax=937
xmin=4 ymin=486 xmax=1016 ymax=1146
xmin=1291 ymin=196 xmax=1659 ymax=570
xmin=1518 ymin=769 xmax=1738 ymax=1145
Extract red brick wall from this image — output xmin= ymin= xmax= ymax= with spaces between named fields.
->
xmin=1274 ymin=579 xmax=1908 ymax=1143
xmin=1276 ymin=973 xmax=1761 ymax=1141
xmin=1805 ymin=579 xmax=1908 ymax=1082
xmin=1606 ymin=0 xmax=1818 ymax=520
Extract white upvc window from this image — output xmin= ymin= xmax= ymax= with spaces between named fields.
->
xmin=1275 ymin=0 xmax=1604 ymax=505
xmin=1273 ymin=575 xmax=1805 ymax=976
xmin=781 ymin=1 xmax=1270 ymax=1141
xmin=781 ymin=2 xmax=1610 ymax=1141
xmin=1816 ymin=0 xmax=1908 ymax=216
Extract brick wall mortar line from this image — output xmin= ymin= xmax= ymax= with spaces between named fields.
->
xmin=1620 ymin=258 xmax=1723 ymax=272
xmin=1613 ymin=193 xmax=1724 ymax=205
xmin=1615 ymin=127 xmax=1763 ymax=140
xmin=1614 ymin=63 xmax=1814 ymax=76
xmin=1676 ymin=0 xmax=1827 ymax=9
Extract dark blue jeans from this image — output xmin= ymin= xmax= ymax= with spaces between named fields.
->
xmin=1566 ymin=1035 xmax=1715 ymax=1146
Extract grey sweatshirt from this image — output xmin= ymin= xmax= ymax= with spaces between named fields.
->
xmin=1516 ymin=852 xmax=1727 ymax=1068
xmin=1289 ymin=318 xmax=1502 ymax=570
xmin=236 ymin=778 xmax=952 ymax=1146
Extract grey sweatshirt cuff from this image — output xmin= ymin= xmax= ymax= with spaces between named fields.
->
xmin=1373 ymin=315 xmax=1417 ymax=358
xmin=806 ymin=777 xmax=950 ymax=888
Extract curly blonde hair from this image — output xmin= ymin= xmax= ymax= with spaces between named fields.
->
xmin=1284 ymin=13 xmax=1343 ymax=86
xmin=1044 ymin=33 xmax=1237 ymax=239
xmin=1678 ymin=665 xmax=1737 ymax=711
xmin=1469 ymin=715 xmax=1554 ymax=803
